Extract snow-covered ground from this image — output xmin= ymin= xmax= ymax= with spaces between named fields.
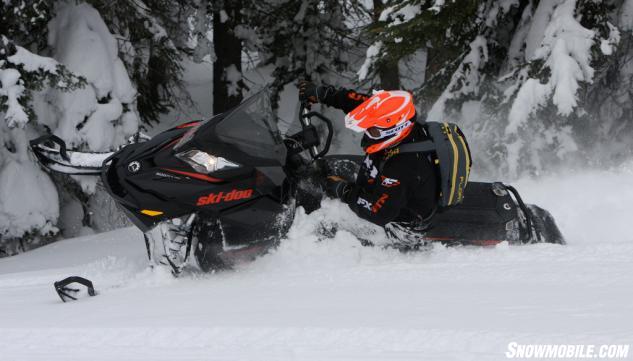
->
xmin=1 ymin=164 xmax=632 ymax=361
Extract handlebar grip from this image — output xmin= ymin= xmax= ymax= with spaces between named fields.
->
xmin=301 ymin=111 xmax=334 ymax=159
xmin=299 ymin=106 xmax=319 ymax=158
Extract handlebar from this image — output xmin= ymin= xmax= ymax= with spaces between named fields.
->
xmin=301 ymin=111 xmax=333 ymax=159
xmin=299 ymin=105 xmax=320 ymax=158
xmin=298 ymin=103 xmax=334 ymax=160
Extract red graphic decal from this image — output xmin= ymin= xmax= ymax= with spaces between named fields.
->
xmin=176 ymin=121 xmax=201 ymax=129
xmin=371 ymin=193 xmax=389 ymax=213
xmin=197 ymin=189 xmax=254 ymax=206
xmin=347 ymin=91 xmax=368 ymax=101
xmin=469 ymin=239 xmax=503 ymax=246
xmin=162 ymin=168 xmax=223 ymax=183
xmin=161 ymin=137 xmax=182 ymax=150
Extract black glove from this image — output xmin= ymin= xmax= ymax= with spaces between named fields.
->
xmin=299 ymin=81 xmax=334 ymax=104
xmin=324 ymin=175 xmax=351 ymax=200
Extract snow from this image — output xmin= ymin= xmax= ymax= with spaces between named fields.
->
xmin=549 ymin=40 xmax=584 ymax=115
xmin=429 ymin=0 xmax=446 ymax=14
xmin=600 ymin=23 xmax=621 ymax=56
xmin=0 ymin=128 xmax=59 ymax=239
xmin=510 ymin=0 xmax=595 ymax=120
xmin=0 ymin=42 xmax=69 ymax=240
xmin=219 ymin=10 xmax=229 ymax=24
xmin=224 ymin=64 xmax=242 ymax=97
xmin=129 ymin=0 xmax=169 ymax=43
xmin=0 ymin=68 xmax=28 ymax=127
xmin=398 ymin=48 xmax=427 ymax=90
xmin=379 ymin=4 xmax=422 ymax=26
xmin=538 ymin=0 xmax=594 ymax=115
xmin=428 ymin=36 xmax=488 ymax=122
xmin=1 ymin=164 xmax=632 ymax=360
xmin=1 ymin=2 xmax=142 ymax=242
xmin=293 ymin=2 xmax=309 ymax=22
xmin=357 ymin=41 xmax=382 ymax=81
xmin=6 ymin=45 xmax=58 ymax=73
xmin=506 ymin=80 xmax=549 ymax=135
xmin=505 ymin=3 xmax=534 ymax=72
xmin=619 ymin=0 xmax=633 ymax=31
xmin=524 ymin=0 xmax=561 ymax=61
xmin=506 ymin=0 xmax=597 ymax=152
xmin=47 ymin=2 xmax=139 ymax=152
xmin=151 ymin=58 xmax=213 ymax=133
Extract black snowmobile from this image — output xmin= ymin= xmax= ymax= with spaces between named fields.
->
xmin=30 ymin=88 xmax=564 ymax=274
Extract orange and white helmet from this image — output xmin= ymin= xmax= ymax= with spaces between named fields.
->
xmin=344 ymin=90 xmax=416 ymax=153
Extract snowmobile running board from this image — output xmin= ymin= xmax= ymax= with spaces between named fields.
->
xmin=29 ymin=135 xmax=112 ymax=175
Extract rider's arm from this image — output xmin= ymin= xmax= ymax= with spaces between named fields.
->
xmin=320 ymin=87 xmax=370 ymax=113
xmin=342 ymin=160 xmax=413 ymax=227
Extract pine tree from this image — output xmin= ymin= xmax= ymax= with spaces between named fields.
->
xmin=209 ymin=0 xmax=246 ymax=113
xmin=248 ymin=0 xmax=356 ymax=103
xmin=361 ymin=0 xmax=627 ymax=177
xmin=1 ymin=35 xmax=85 ymax=255
xmin=86 ymin=0 xmax=198 ymax=124
xmin=361 ymin=0 xmax=482 ymax=94
xmin=0 ymin=0 xmax=52 ymax=50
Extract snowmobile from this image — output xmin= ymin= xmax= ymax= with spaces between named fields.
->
xmin=30 ymin=88 xmax=564 ymax=274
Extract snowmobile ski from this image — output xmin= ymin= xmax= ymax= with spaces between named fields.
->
xmin=30 ymin=135 xmax=112 ymax=175
xmin=54 ymin=276 xmax=97 ymax=302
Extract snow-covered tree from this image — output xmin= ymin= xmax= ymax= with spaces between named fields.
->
xmin=208 ymin=0 xmax=247 ymax=113
xmin=498 ymin=0 xmax=621 ymax=176
xmin=247 ymin=0 xmax=359 ymax=100
xmin=361 ymin=0 xmax=630 ymax=177
xmin=1 ymin=0 xmax=217 ymax=254
xmin=1 ymin=2 xmax=145 ymax=254
xmin=0 ymin=35 xmax=85 ymax=254
xmin=88 ymin=0 xmax=200 ymax=123
xmin=4 ymin=0 xmax=633 ymax=256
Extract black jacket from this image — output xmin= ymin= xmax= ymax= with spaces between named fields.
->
xmin=321 ymin=87 xmax=438 ymax=227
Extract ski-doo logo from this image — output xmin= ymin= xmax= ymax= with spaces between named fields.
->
xmin=197 ymin=189 xmax=254 ymax=206
xmin=128 ymin=161 xmax=141 ymax=173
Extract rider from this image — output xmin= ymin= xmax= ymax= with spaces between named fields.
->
xmin=299 ymin=81 xmax=438 ymax=237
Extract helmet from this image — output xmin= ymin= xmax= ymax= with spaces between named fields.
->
xmin=344 ymin=90 xmax=416 ymax=154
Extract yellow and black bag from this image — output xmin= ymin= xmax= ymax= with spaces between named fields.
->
xmin=395 ymin=122 xmax=472 ymax=208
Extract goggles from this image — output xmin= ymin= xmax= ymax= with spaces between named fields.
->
xmin=364 ymin=120 xmax=413 ymax=140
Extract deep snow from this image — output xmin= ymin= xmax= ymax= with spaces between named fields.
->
xmin=1 ymin=164 xmax=632 ymax=360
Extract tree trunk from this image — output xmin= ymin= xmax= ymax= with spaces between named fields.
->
xmin=212 ymin=1 xmax=243 ymax=113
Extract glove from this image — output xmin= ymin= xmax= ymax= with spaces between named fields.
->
xmin=299 ymin=81 xmax=334 ymax=105
xmin=324 ymin=175 xmax=350 ymax=199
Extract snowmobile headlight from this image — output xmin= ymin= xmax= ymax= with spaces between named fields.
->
xmin=176 ymin=149 xmax=240 ymax=173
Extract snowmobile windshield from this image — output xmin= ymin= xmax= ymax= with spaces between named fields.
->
xmin=177 ymin=88 xmax=287 ymax=165
xmin=215 ymin=89 xmax=286 ymax=163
